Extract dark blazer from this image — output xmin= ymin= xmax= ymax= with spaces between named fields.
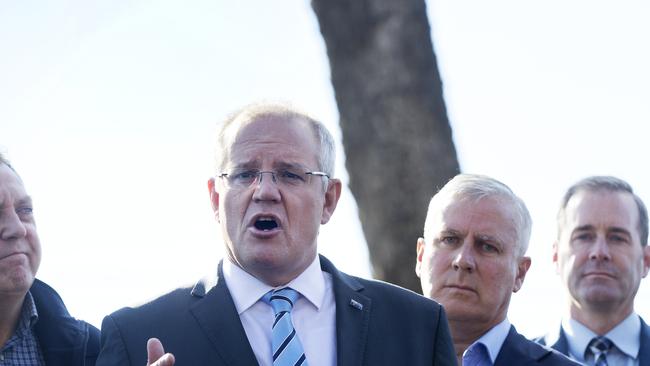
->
xmin=96 ymin=255 xmax=456 ymax=365
xmin=30 ymin=279 xmax=100 ymax=366
xmin=537 ymin=316 xmax=650 ymax=366
xmin=494 ymin=325 xmax=581 ymax=366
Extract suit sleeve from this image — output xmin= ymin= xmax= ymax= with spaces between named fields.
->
xmin=432 ymin=305 xmax=457 ymax=366
xmin=96 ymin=315 xmax=133 ymax=366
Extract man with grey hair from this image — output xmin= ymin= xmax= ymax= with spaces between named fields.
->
xmin=416 ymin=173 xmax=579 ymax=365
xmin=0 ymin=153 xmax=99 ymax=365
xmin=537 ymin=176 xmax=650 ymax=365
xmin=96 ymin=102 xmax=456 ymax=366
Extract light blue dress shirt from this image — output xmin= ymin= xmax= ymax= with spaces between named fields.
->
xmin=462 ymin=318 xmax=511 ymax=365
xmin=563 ymin=313 xmax=640 ymax=366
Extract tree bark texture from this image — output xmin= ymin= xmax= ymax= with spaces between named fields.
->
xmin=312 ymin=0 xmax=460 ymax=292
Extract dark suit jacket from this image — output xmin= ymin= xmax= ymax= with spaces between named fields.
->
xmin=536 ymin=316 xmax=650 ymax=366
xmin=31 ymin=279 xmax=100 ymax=366
xmin=96 ymin=255 xmax=456 ymax=365
xmin=493 ymin=325 xmax=581 ymax=365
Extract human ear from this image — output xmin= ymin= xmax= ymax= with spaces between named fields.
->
xmin=513 ymin=256 xmax=531 ymax=293
xmin=415 ymin=237 xmax=425 ymax=277
xmin=320 ymin=178 xmax=342 ymax=224
xmin=207 ymin=178 xmax=220 ymax=221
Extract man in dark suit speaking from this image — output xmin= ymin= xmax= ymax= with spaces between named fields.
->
xmin=96 ymin=102 xmax=456 ymax=366
xmin=416 ymin=174 xmax=578 ymax=366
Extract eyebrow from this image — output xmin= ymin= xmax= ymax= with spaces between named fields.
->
xmin=608 ymin=227 xmax=632 ymax=237
xmin=16 ymin=196 xmax=33 ymax=206
xmin=573 ymin=225 xmax=595 ymax=232
xmin=228 ymin=161 xmax=307 ymax=170
xmin=438 ymin=229 xmax=462 ymax=237
xmin=572 ymin=225 xmax=632 ymax=237
xmin=474 ymin=233 xmax=501 ymax=243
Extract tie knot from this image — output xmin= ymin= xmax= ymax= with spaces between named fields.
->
xmin=265 ymin=287 xmax=299 ymax=315
xmin=589 ymin=336 xmax=613 ymax=353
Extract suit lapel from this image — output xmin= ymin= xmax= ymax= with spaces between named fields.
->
xmin=495 ymin=326 xmax=550 ymax=366
xmin=189 ymin=261 xmax=259 ymax=366
xmin=319 ymin=255 xmax=371 ymax=366
xmin=545 ymin=325 xmax=570 ymax=355
xmin=639 ymin=317 xmax=650 ymax=366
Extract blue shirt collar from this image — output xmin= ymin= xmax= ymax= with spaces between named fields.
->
xmin=563 ymin=312 xmax=640 ymax=361
xmin=465 ymin=318 xmax=511 ymax=363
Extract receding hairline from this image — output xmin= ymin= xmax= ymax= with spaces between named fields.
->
xmin=213 ymin=102 xmax=336 ymax=177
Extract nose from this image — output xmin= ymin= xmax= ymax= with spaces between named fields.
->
xmin=252 ymin=172 xmax=281 ymax=203
xmin=589 ymin=236 xmax=611 ymax=262
xmin=452 ymin=240 xmax=476 ymax=273
xmin=0 ymin=209 xmax=28 ymax=241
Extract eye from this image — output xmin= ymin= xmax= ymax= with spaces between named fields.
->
xmin=16 ymin=206 xmax=34 ymax=219
xmin=479 ymin=242 xmax=498 ymax=253
xmin=608 ymin=233 xmax=629 ymax=244
xmin=276 ymin=169 xmax=305 ymax=184
xmin=573 ymin=232 xmax=595 ymax=242
xmin=230 ymin=170 xmax=259 ymax=185
xmin=439 ymin=236 xmax=459 ymax=246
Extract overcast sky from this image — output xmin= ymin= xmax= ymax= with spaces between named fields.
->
xmin=2 ymin=0 xmax=649 ymax=337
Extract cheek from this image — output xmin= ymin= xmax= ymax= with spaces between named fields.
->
xmin=25 ymin=228 xmax=42 ymax=272
xmin=558 ymin=249 xmax=580 ymax=276
xmin=425 ymin=253 xmax=448 ymax=283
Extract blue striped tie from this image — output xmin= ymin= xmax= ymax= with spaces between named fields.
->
xmin=264 ymin=288 xmax=309 ymax=366
xmin=589 ymin=336 xmax=613 ymax=366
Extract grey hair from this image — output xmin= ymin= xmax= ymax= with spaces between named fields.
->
xmin=423 ymin=173 xmax=532 ymax=257
xmin=0 ymin=152 xmax=18 ymax=175
xmin=213 ymin=102 xmax=336 ymax=179
xmin=557 ymin=176 xmax=648 ymax=247
xmin=0 ymin=152 xmax=10 ymax=167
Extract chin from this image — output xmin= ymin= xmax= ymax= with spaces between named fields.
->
xmin=1 ymin=272 xmax=35 ymax=294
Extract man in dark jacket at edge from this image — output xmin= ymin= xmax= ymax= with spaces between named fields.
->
xmin=0 ymin=152 xmax=99 ymax=365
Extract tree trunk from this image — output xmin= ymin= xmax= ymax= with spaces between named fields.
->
xmin=312 ymin=0 xmax=460 ymax=292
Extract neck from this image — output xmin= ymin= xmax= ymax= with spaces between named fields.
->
xmin=448 ymin=319 xmax=493 ymax=365
xmin=570 ymin=305 xmax=633 ymax=335
xmin=0 ymin=293 xmax=26 ymax=347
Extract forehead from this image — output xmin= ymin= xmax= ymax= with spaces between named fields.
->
xmin=433 ymin=197 xmax=518 ymax=243
xmin=224 ymin=115 xmax=320 ymax=167
xmin=0 ymin=164 xmax=28 ymax=204
xmin=563 ymin=190 xmax=639 ymax=231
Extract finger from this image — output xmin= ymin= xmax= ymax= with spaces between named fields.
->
xmin=149 ymin=353 xmax=175 ymax=366
xmin=146 ymin=338 xmax=175 ymax=366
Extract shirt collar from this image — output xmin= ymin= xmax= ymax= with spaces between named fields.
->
xmin=15 ymin=291 xmax=40 ymax=337
xmin=223 ymin=255 xmax=325 ymax=314
xmin=466 ymin=318 xmax=511 ymax=364
xmin=564 ymin=313 xmax=640 ymax=360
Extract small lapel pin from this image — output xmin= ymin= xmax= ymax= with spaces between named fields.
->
xmin=349 ymin=299 xmax=363 ymax=310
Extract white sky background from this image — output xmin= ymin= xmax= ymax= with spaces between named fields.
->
xmin=1 ymin=1 xmax=649 ymax=338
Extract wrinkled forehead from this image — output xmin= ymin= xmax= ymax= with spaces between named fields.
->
xmin=434 ymin=195 xmax=517 ymax=230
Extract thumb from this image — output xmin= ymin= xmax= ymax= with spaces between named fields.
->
xmin=146 ymin=338 xmax=175 ymax=366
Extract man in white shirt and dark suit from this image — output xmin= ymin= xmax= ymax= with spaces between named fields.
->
xmin=96 ymin=102 xmax=456 ymax=366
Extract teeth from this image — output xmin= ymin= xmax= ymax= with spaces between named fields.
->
xmin=254 ymin=216 xmax=278 ymax=231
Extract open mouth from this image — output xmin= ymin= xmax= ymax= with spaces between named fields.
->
xmin=254 ymin=217 xmax=279 ymax=231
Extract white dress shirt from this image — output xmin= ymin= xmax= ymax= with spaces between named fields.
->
xmin=223 ymin=256 xmax=336 ymax=366
xmin=563 ymin=313 xmax=640 ymax=366
xmin=463 ymin=318 xmax=511 ymax=364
